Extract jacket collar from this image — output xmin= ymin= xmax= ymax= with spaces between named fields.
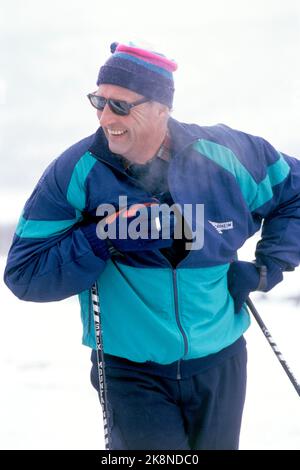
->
xmin=88 ymin=117 xmax=203 ymax=171
xmin=88 ymin=126 xmax=126 ymax=172
xmin=167 ymin=117 xmax=203 ymax=156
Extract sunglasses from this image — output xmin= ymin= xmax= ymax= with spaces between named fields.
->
xmin=87 ymin=93 xmax=150 ymax=116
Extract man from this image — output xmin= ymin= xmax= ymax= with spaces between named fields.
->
xmin=4 ymin=42 xmax=300 ymax=450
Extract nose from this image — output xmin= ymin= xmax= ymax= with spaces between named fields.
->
xmin=98 ymin=103 xmax=116 ymax=127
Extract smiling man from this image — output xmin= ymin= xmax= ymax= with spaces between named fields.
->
xmin=4 ymin=41 xmax=300 ymax=450
xmin=91 ymin=84 xmax=169 ymax=164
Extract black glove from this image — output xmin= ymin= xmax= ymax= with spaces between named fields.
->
xmin=227 ymin=259 xmax=284 ymax=313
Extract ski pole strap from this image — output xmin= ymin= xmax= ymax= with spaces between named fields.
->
xmin=256 ymin=265 xmax=268 ymax=291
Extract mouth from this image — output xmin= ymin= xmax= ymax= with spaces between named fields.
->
xmin=107 ymin=129 xmax=128 ymax=137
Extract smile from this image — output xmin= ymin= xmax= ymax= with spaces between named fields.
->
xmin=107 ymin=129 xmax=128 ymax=136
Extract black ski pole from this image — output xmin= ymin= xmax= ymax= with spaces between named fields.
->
xmin=91 ymin=282 xmax=111 ymax=450
xmin=246 ymin=297 xmax=300 ymax=397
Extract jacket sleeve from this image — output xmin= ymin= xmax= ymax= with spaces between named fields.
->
xmin=241 ymin=135 xmax=300 ymax=271
xmin=253 ymin=144 xmax=300 ymax=270
xmin=4 ymin=151 xmax=106 ymax=302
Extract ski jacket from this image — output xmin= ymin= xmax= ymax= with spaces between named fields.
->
xmin=4 ymin=118 xmax=300 ymax=364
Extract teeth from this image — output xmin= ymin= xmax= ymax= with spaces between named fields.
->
xmin=108 ymin=129 xmax=127 ymax=136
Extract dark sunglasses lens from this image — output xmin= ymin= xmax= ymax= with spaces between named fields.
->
xmin=109 ymin=100 xmax=130 ymax=116
xmin=88 ymin=95 xmax=131 ymax=115
xmin=89 ymin=95 xmax=106 ymax=110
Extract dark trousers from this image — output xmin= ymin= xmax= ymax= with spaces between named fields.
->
xmin=90 ymin=347 xmax=247 ymax=450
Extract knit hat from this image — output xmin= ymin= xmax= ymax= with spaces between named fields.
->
xmin=97 ymin=42 xmax=178 ymax=108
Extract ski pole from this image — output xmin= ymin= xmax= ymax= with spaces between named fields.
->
xmin=91 ymin=282 xmax=111 ymax=450
xmin=246 ymin=297 xmax=300 ymax=397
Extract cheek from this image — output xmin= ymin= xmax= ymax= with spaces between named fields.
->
xmin=136 ymin=115 xmax=154 ymax=136
xmin=132 ymin=125 xmax=149 ymax=144
xmin=129 ymin=109 xmax=160 ymax=142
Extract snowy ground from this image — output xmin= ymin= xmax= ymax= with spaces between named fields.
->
xmin=0 ymin=253 xmax=299 ymax=450
xmin=0 ymin=261 xmax=101 ymax=450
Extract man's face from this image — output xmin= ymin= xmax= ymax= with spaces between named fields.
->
xmin=96 ymin=84 xmax=168 ymax=164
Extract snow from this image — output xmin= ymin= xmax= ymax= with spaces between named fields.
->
xmin=0 ymin=190 xmax=33 ymax=224
xmin=0 ymin=254 xmax=299 ymax=450
xmin=0 ymin=261 xmax=101 ymax=449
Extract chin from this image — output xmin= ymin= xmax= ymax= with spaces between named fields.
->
xmin=124 ymin=155 xmax=144 ymax=164
xmin=108 ymin=143 xmax=125 ymax=155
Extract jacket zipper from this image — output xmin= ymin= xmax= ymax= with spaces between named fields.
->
xmin=90 ymin=139 xmax=200 ymax=373
xmin=172 ymin=269 xmax=188 ymax=380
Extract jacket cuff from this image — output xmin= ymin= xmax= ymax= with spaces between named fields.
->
xmin=80 ymin=223 xmax=110 ymax=260
xmin=255 ymin=257 xmax=284 ymax=292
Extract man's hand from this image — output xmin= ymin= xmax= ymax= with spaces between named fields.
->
xmin=227 ymin=260 xmax=284 ymax=313
xmin=81 ymin=199 xmax=176 ymax=258
xmin=100 ymin=201 xmax=175 ymax=252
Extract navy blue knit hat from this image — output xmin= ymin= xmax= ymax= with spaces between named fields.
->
xmin=97 ymin=42 xmax=178 ymax=108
